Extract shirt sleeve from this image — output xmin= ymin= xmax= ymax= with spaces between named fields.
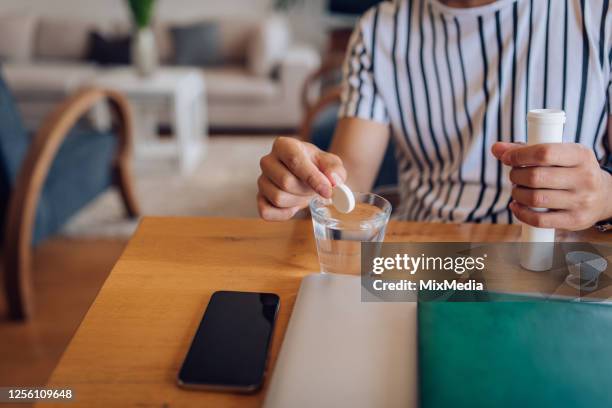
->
xmin=339 ymin=7 xmax=389 ymax=125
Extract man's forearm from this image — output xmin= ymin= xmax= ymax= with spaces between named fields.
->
xmin=329 ymin=117 xmax=390 ymax=193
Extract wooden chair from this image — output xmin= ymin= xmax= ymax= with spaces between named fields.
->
xmin=299 ymin=53 xmax=345 ymax=142
xmin=1 ymin=80 xmax=140 ymax=320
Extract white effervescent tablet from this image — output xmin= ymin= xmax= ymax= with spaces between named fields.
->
xmin=332 ymin=183 xmax=355 ymax=214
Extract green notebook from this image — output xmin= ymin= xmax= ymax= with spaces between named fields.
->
xmin=419 ymin=296 xmax=612 ymax=408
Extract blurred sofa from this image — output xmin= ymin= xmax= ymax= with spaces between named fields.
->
xmin=0 ymin=14 xmax=320 ymax=130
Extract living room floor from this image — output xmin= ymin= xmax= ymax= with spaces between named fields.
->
xmin=64 ymin=134 xmax=275 ymax=239
xmin=0 ymin=238 xmax=127 ymax=387
xmin=0 ymin=133 xmax=281 ymax=389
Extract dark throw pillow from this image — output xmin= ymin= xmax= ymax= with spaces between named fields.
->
xmin=86 ymin=32 xmax=131 ymax=65
xmin=170 ymin=22 xmax=221 ymax=67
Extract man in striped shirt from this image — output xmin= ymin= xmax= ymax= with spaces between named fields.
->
xmin=257 ymin=0 xmax=612 ymax=231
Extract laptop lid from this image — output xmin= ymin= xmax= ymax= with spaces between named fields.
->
xmin=264 ymin=273 xmax=417 ymax=408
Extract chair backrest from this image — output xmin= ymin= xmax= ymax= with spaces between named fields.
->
xmin=0 ymin=68 xmax=29 ymax=232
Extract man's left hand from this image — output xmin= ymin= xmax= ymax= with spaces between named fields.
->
xmin=492 ymin=142 xmax=612 ymax=231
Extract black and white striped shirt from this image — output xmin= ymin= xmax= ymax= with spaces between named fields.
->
xmin=340 ymin=0 xmax=612 ymax=223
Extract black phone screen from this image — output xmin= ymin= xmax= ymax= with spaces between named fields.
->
xmin=178 ymin=291 xmax=280 ymax=392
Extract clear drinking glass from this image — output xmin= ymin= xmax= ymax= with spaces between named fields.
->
xmin=310 ymin=192 xmax=392 ymax=275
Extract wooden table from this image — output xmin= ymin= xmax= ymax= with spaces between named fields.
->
xmin=43 ymin=218 xmax=610 ymax=407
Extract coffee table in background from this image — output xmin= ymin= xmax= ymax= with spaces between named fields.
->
xmin=89 ymin=68 xmax=207 ymax=174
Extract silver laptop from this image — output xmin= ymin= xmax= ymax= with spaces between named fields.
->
xmin=263 ymin=273 xmax=417 ymax=408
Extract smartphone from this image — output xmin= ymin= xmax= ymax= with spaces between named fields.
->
xmin=177 ymin=291 xmax=280 ymax=392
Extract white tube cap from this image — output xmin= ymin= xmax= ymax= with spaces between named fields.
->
xmin=527 ymin=109 xmax=566 ymax=124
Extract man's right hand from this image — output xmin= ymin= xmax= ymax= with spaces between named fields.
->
xmin=257 ymin=137 xmax=347 ymax=221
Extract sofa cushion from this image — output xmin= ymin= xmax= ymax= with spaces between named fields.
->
xmin=203 ymin=67 xmax=280 ymax=102
xmin=0 ymin=15 xmax=37 ymax=62
xmin=171 ymin=22 xmax=221 ymax=67
xmin=216 ymin=19 xmax=258 ymax=64
xmin=120 ymin=18 xmax=262 ymax=66
xmin=35 ymin=18 xmax=96 ymax=61
xmin=247 ymin=15 xmax=290 ymax=77
xmin=86 ymin=32 xmax=132 ymax=66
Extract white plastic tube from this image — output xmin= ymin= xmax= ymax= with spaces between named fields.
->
xmin=520 ymin=109 xmax=566 ymax=271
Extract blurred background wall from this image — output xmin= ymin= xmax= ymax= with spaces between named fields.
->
xmin=0 ymin=0 xmax=329 ymax=48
